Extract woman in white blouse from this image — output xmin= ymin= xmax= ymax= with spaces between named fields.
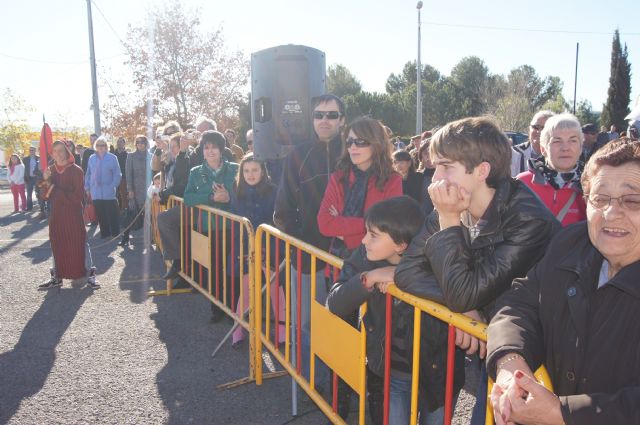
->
xmin=8 ymin=153 xmax=27 ymax=213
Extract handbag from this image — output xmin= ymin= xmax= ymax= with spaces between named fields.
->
xmin=83 ymin=194 xmax=97 ymax=225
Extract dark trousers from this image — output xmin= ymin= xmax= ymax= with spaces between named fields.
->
xmin=26 ymin=179 xmax=44 ymax=210
xmin=93 ymin=199 xmax=120 ymax=237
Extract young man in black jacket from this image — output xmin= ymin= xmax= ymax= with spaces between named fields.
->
xmin=394 ymin=116 xmax=559 ymax=424
xmin=273 ymin=94 xmax=345 ymax=381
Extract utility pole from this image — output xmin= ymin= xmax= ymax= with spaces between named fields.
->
xmin=86 ymin=0 xmax=101 ymax=135
xmin=416 ymin=1 xmax=423 ymax=135
xmin=573 ymin=42 xmax=579 ymax=115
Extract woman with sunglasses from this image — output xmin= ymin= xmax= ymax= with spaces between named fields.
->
xmin=317 ymin=117 xmax=402 ymax=260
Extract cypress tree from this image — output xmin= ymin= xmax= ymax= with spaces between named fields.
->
xmin=601 ymin=29 xmax=632 ymax=132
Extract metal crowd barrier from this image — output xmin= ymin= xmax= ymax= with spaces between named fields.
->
xmin=383 ymin=285 xmax=553 ymax=425
xmin=149 ymin=205 xmax=554 ymax=423
xmin=254 ymin=224 xmax=553 ymax=425
xmin=254 ymin=224 xmax=365 ymax=424
xmin=150 ymin=196 xmax=165 ymax=252
xmin=173 ymin=199 xmax=258 ymax=384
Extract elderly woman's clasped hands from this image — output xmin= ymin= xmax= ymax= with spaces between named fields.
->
xmin=490 ymin=356 xmax=565 ymax=425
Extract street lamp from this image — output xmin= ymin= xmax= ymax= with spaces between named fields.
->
xmin=416 ymin=1 xmax=423 ymax=135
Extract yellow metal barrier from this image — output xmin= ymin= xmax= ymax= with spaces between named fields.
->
xmin=384 ymin=284 xmax=553 ymax=425
xmin=254 ymin=224 xmax=366 ymax=425
xmin=149 ymin=202 xmax=554 ymax=423
xmin=254 ymin=224 xmax=552 ymax=425
xmin=174 ymin=201 xmax=257 ymax=383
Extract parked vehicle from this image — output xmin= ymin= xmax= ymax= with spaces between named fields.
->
xmin=505 ymin=131 xmax=528 ymax=146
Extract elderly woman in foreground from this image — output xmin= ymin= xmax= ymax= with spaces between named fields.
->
xmin=487 ymin=138 xmax=640 ymax=425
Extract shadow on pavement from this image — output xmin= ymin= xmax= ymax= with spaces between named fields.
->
xmin=21 ymin=240 xmax=53 ymax=265
xmin=117 ymin=231 xmax=166 ymax=304
xmin=0 ymin=288 xmax=92 ymax=425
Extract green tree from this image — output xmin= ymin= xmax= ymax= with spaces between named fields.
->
xmin=575 ymin=99 xmax=600 ymax=125
xmin=541 ymin=94 xmax=569 ymax=114
xmin=601 ymin=29 xmax=632 ymax=131
xmin=326 ymin=64 xmax=362 ymax=98
xmin=385 ymin=61 xmax=441 ymax=95
xmin=0 ymin=88 xmax=33 ymax=156
xmin=450 ymin=56 xmax=490 ymax=116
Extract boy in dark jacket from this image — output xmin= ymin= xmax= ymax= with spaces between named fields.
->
xmin=328 ymin=196 xmax=447 ymax=424
xmin=394 ymin=117 xmax=559 ymax=423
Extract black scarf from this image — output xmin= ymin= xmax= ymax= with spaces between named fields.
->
xmin=329 ymin=167 xmax=371 ymax=258
xmin=530 ymin=157 xmax=582 ymax=191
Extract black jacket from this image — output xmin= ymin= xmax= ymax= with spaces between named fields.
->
xmin=487 ymin=222 xmax=640 ymax=425
xmin=273 ymin=135 xmax=342 ymax=273
xmin=81 ymin=148 xmax=95 ymax=174
xmin=22 ymin=155 xmax=42 ymax=183
xmin=326 ymin=245 xmax=465 ymax=412
xmin=395 ymin=178 xmax=559 ymax=319
xmin=402 ymin=171 xmax=424 ymax=204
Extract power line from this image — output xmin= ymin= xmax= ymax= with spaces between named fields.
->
xmin=0 ymin=52 xmax=125 ymax=65
xmin=91 ymin=0 xmax=127 ymax=48
xmin=422 ymin=21 xmax=640 ymax=36
xmin=0 ymin=52 xmax=86 ymax=65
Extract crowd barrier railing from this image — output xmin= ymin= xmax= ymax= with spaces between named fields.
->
xmin=254 ymin=224 xmax=366 ymax=424
xmin=173 ymin=199 xmax=258 ymax=382
xmin=150 ymin=205 xmax=554 ymax=423
xmin=383 ymin=285 xmax=553 ymax=425
xmin=254 ymin=224 xmax=553 ymax=425
xmin=150 ymin=196 xmax=166 ymax=253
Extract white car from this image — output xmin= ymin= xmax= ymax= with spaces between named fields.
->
xmin=0 ymin=165 xmax=8 ymax=183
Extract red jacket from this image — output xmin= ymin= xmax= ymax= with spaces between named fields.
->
xmin=317 ymin=170 xmax=403 ymax=250
xmin=517 ymin=170 xmax=586 ymax=227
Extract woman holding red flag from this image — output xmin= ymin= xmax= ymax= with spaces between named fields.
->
xmin=39 ymin=140 xmax=99 ymax=290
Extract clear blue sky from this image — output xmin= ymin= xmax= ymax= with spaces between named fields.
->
xmin=2 ymin=0 xmax=639 ymax=129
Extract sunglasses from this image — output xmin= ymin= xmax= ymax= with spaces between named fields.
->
xmin=313 ymin=111 xmax=342 ymax=120
xmin=530 ymin=125 xmax=544 ymax=131
xmin=345 ymin=137 xmax=371 ymax=148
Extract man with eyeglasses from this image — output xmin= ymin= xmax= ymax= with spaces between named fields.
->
xmin=513 ymin=111 xmax=555 ymax=174
xmin=274 ymin=93 xmax=345 ymax=383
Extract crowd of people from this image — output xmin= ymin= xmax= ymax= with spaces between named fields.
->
xmin=11 ymin=90 xmax=640 ymax=424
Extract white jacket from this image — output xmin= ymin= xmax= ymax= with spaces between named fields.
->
xmin=8 ymin=163 xmax=25 ymax=185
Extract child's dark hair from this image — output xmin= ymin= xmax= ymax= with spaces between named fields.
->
xmin=364 ymin=196 xmax=424 ymax=245
xmin=236 ymin=153 xmax=275 ymax=200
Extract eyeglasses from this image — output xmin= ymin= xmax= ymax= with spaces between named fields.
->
xmin=530 ymin=125 xmax=544 ymax=131
xmin=345 ymin=137 xmax=371 ymax=148
xmin=586 ymin=193 xmax=640 ymax=211
xmin=96 ymin=144 xmax=107 ymax=148
xmin=313 ymin=111 xmax=342 ymax=120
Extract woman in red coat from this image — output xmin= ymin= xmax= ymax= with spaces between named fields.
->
xmin=39 ymin=141 xmax=99 ymax=289
xmin=317 ymin=116 xmax=403 ymax=259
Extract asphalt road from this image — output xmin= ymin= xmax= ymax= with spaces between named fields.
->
xmin=0 ymin=187 xmax=478 ymax=424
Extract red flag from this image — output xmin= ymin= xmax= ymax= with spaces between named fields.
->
xmin=39 ymin=122 xmax=53 ymax=172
